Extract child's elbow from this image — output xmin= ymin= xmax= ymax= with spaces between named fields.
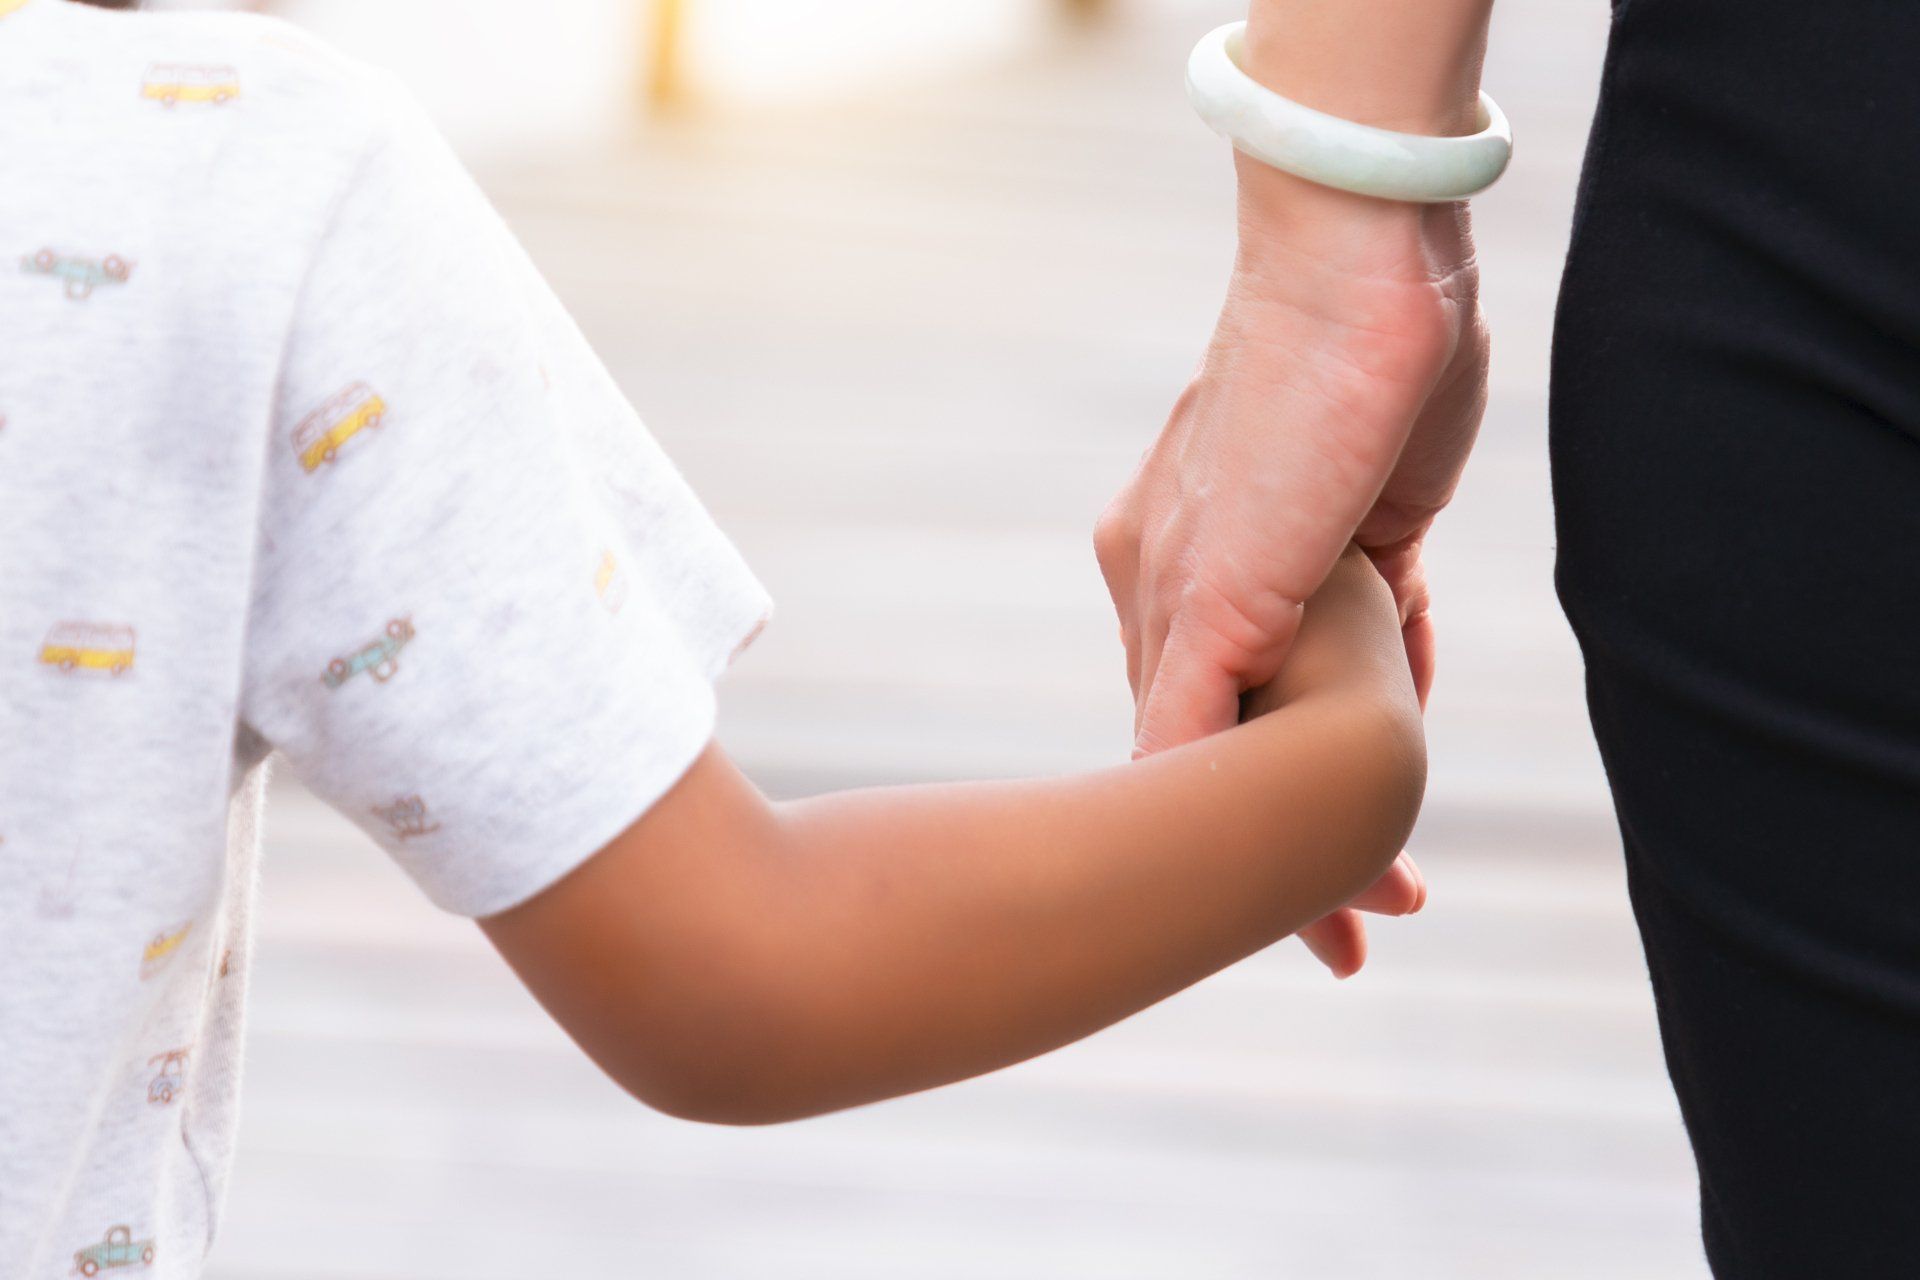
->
xmin=628 ymin=1080 xmax=787 ymax=1127
xmin=625 ymin=1061 xmax=828 ymax=1128
xmin=600 ymin=988 xmax=853 ymax=1127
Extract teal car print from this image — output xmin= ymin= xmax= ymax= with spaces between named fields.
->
xmin=72 ymin=1225 xmax=154 ymax=1275
xmin=323 ymin=617 xmax=414 ymax=690
xmin=23 ymin=248 xmax=132 ymax=300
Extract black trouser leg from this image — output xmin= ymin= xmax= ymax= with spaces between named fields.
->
xmin=1551 ymin=0 xmax=1920 ymax=1273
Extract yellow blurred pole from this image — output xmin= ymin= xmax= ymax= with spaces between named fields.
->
xmin=647 ymin=0 xmax=687 ymax=114
xmin=646 ymin=0 xmax=1111 ymax=111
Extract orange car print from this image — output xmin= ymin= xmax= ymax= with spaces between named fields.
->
xmin=141 ymin=63 xmax=240 ymax=107
xmin=39 ymin=621 xmax=135 ymax=676
xmin=139 ymin=922 xmax=193 ymax=981
xmin=323 ymin=616 xmax=414 ymax=689
xmin=293 ymin=382 xmax=387 ymax=472
xmin=22 ymin=248 xmax=132 ymax=300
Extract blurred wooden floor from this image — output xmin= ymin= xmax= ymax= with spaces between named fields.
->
xmin=211 ymin=2 xmax=1711 ymax=1276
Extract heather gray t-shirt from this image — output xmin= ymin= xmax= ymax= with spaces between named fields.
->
xmin=0 ymin=3 xmax=770 ymax=1274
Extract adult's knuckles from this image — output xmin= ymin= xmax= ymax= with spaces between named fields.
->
xmin=1091 ymin=503 xmax=1138 ymax=574
xmin=1159 ymin=581 xmax=1301 ymax=687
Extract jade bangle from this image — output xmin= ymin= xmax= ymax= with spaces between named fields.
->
xmin=1185 ymin=21 xmax=1512 ymax=204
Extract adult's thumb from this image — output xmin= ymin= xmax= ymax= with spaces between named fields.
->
xmin=1133 ymin=650 xmax=1241 ymax=758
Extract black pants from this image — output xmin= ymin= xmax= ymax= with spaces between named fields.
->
xmin=1551 ymin=0 xmax=1920 ymax=1273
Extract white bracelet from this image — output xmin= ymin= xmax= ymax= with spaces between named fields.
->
xmin=1185 ymin=21 xmax=1511 ymax=204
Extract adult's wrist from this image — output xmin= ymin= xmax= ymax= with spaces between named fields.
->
xmin=1227 ymin=0 xmax=1492 ymax=241
xmin=1234 ymin=155 xmax=1433 ymax=237
xmin=1230 ymin=153 xmax=1469 ymax=289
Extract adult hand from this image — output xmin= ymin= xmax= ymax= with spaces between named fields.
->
xmin=1096 ymin=162 xmax=1489 ymax=975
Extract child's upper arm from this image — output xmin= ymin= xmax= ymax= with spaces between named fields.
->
xmin=474 ymin=742 xmax=788 ymax=1116
xmin=241 ymin=85 xmax=768 ymax=919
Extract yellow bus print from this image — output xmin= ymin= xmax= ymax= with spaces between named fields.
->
xmin=140 ymin=922 xmax=193 ymax=981
xmin=141 ymin=63 xmax=241 ymax=107
xmin=0 ymin=0 xmax=32 ymax=20
xmin=293 ymin=382 xmax=387 ymax=472
xmin=39 ymin=621 xmax=135 ymax=676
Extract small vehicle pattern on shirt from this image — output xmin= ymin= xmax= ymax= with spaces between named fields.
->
xmin=72 ymin=1225 xmax=155 ymax=1275
xmin=39 ymin=622 xmax=136 ymax=676
xmin=139 ymin=923 xmax=193 ymax=981
xmin=0 ymin=0 xmax=33 ymax=21
xmin=371 ymin=794 xmax=441 ymax=841
xmin=21 ymin=248 xmax=132 ymax=300
xmin=293 ymin=382 xmax=387 ymax=472
xmin=146 ymin=1049 xmax=190 ymax=1107
xmin=594 ymin=548 xmax=628 ymax=614
xmin=323 ymin=616 xmax=414 ymax=689
xmin=140 ymin=63 xmax=240 ymax=107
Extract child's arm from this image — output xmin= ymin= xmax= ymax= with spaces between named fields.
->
xmin=479 ymin=548 xmax=1424 ymax=1125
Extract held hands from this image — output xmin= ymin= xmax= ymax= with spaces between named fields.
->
xmin=1242 ymin=544 xmax=1430 ymax=974
xmin=1097 ymin=165 xmax=1490 ymax=976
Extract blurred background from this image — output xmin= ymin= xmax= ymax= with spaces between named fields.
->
xmin=142 ymin=0 xmax=1708 ymax=1274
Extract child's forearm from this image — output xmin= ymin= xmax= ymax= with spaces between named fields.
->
xmin=752 ymin=689 xmax=1419 ymax=1118
xmin=482 ymin=684 xmax=1422 ymax=1125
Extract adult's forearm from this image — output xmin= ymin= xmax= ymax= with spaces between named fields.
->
xmin=1243 ymin=0 xmax=1493 ymax=135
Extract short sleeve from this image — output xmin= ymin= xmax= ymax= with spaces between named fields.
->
xmin=241 ymin=85 xmax=771 ymax=918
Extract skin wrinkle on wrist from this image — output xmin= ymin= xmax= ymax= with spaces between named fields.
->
xmin=1231 ymin=194 xmax=1470 ymax=286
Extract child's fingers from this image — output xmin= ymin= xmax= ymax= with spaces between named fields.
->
xmin=1299 ymin=853 xmax=1427 ymax=977
xmin=1349 ymin=852 xmax=1427 ymax=916
xmin=1298 ymin=909 xmax=1368 ymax=979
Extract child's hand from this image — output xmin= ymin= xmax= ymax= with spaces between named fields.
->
xmin=1242 ymin=543 xmax=1418 ymax=720
xmin=1243 ymin=545 xmax=1429 ymax=978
